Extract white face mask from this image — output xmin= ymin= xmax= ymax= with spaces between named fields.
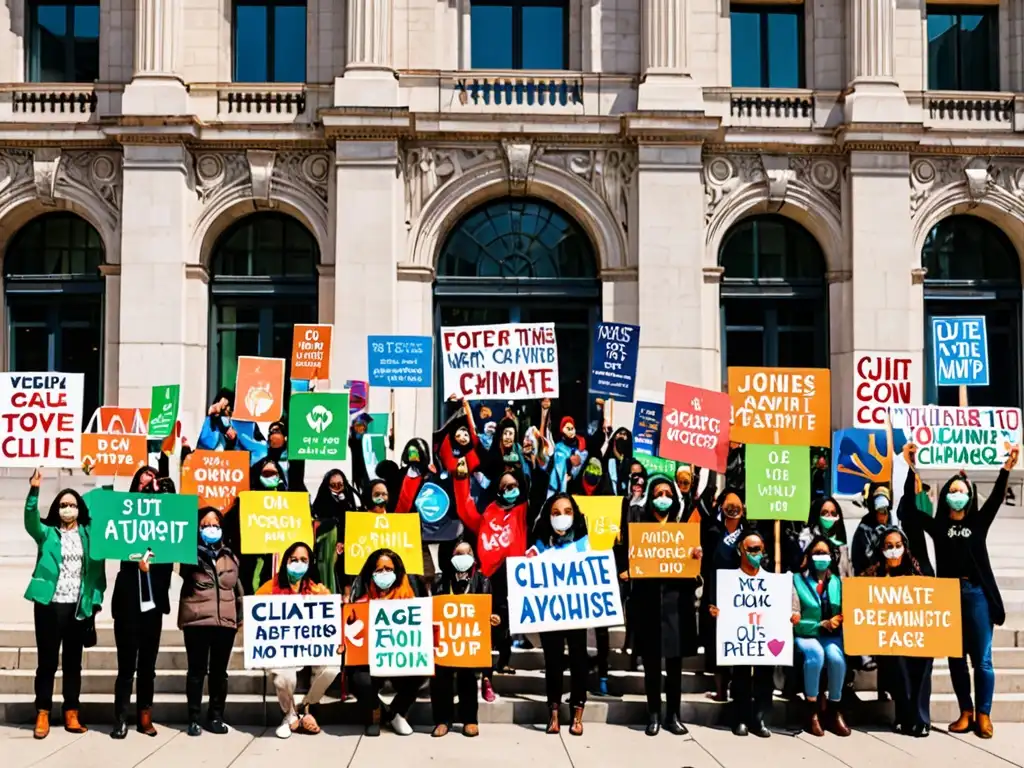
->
xmin=874 ymin=495 xmax=890 ymax=511
xmin=451 ymin=554 xmax=475 ymax=573
xmin=883 ymin=546 xmax=905 ymax=561
xmin=59 ymin=507 xmax=78 ymax=523
xmin=551 ymin=514 xmax=573 ymax=533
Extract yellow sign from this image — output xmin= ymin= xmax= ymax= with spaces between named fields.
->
xmin=575 ymin=496 xmax=621 ymax=551
xmin=344 ymin=512 xmax=424 ymax=575
xmin=239 ymin=491 xmax=314 ymax=556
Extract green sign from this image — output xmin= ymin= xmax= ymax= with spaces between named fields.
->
xmin=366 ymin=412 xmax=390 ymax=465
xmin=148 ymin=385 xmax=180 ymax=438
xmin=635 ymin=452 xmax=678 ymax=478
xmin=86 ymin=490 xmax=198 ymax=564
xmin=745 ymin=444 xmax=811 ymax=522
xmin=288 ymin=393 xmax=349 ymax=460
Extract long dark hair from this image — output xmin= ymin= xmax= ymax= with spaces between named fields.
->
xmin=800 ymin=534 xmax=838 ymax=574
xmin=129 ymin=465 xmax=159 ymax=493
xmin=356 ymin=547 xmax=408 ymax=588
xmin=276 ymin=541 xmax=321 ymax=590
xmin=364 ymin=479 xmax=389 ymax=511
xmin=43 ymin=489 xmax=90 ymax=528
xmin=532 ymin=492 xmax=588 ymax=545
xmin=866 ymin=526 xmax=923 ymax=576
xmin=312 ymin=468 xmax=358 ymax=520
xmin=808 ymin=496 xmax=847 ymax=544
xmin=644 ymin=474 xmax=682 ymax=522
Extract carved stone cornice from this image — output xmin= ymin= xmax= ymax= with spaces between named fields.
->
xmin=185 ymin=264 xmax=210 ymax=282
xmin=396 ymin=262 xmax=435 ymax=281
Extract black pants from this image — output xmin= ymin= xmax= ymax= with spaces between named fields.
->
xmin=730 ymin=665 xmax=774 ymax=726
xmin=34 ymin=602 xmax=85 ymax=712
xmin=594 ymin=627 xmax=610 ymax=677
xmin=644 ymin=656 xmax=683 ymax=717
xmin=183 ymin=626 xmax=237 ymax=722
xmin=880 ymin=656 xmax=933 ymax=728
xmin=114 ymin=611 xmax=163 ymax=719
xmin=487 ymin=567 xmax=512 ymax=677
xmin=430 ymin=667 xmax=479 ymax=725
xmin=347 ymin=666 xmax=424 ymax=722
xmin=540 ymin=629 xmax=588 ymax=708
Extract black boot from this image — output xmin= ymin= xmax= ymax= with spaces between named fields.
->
xmin=204 ymin=717 xmax=228 ymax=735
xmin=664 ymin=713 xmax=688 ymax=735
xmin=645 ymin=713 xmax=661 ymax=736
xmin=110 ymin=719 xmax=128 ymax=740
xmin=187 ymin=721 xmax=202 ymax=737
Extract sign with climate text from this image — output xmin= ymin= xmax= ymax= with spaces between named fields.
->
xmin=440 ymin=323 xmax=559 ymax=401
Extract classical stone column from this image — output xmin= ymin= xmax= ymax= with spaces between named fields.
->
xmin=122 ymin=0 xmax=188 ymax=115
xmin=844 ymin=0 xmax=908 ymax=122
xmin=638 ymin=0 xmax=703 ymax=111
xmin=335 ymin=0 xmax=399 ymax=106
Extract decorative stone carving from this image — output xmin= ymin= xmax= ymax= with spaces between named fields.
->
xmin=274 ymin=151 xmax=330 ymax=204
xmin=194 ymin=152 xmax=250 ymax=204
xmin=908 ymin=156 xmax=1024 ymax=215
xmin=191 ymin=150 xmax=330 ymax=208
xmin=0 ymin=149 xmax=33 ymax=203
xmin=33 ymin=149 xmax=61 ymax=204
xmin=501 ymin=141 xmax=539 ymax=195
xmin=56 ymin=151 xmax=122 ymax=221
xmin=537 ymin=148 xmax=637 ymax=236
xmin=247 ymin=150 xmax=276 ymax=203
xmin=401 ymin=146 xmax=500 ymax=228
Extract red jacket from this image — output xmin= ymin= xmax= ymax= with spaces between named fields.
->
xmin=452 ymin=475 xmax=527 ymax=577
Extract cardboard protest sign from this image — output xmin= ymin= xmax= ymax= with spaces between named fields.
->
xmin=147 ymin=385 xmax=180 ymax=439
xmin=81 ymin=433 xmax=147 ymax=477
xmin=238 ymin=491 xmax=315 ymax=556
xmin=746 ymin=444 xmax=811 ymax=522
xmin=0 ymin=373 xmax=84 ymax=468
xmin=344 ymin=511 xmax=424 ymax=575
xmin=180 ymin=450 xmax=250 ymax=512
xmin=233 ymin=356 xmax=286 ymax=422
xmin=628 ymin=523 xmax=700 ymax=578
xmin=589 ymin=322 xmax=640 ymax=402
xmin=932 ymin=316 xmax=989 ymax=387
xmin=854 ymin=355 xmax=913 ymax=428
xmin=889 ymin=405 xmax=1022 ymax=469
xmin=87 ymin=490 xmax=198 ymax=564
xmin=433 ymin=594 xmax=492 ymax=668
xmin=507 ymin=550 xmax=624 ymax=634
xmin=440 ymin=323 xmax=559 ymax=401
xmin=729 ymin=367 xmax=830 ymax=447
xmin=716 ymin=569 xmax=793 ymax=666
xmin=831 ymin=428 xmax=906 ymax=497
xmin=291 ymin=324 xmax=333 ymax=381
xmin=288 ymin=393 xmax=349 ymax=460
xmin=243 ymin=594 xmax=341 ymax=669
xmin=575 ymin=496 xmax=621 ymax=551
xmin=659 ymin=383 xmax=730 ymax=472
xmin=342 ymin=602 xmax=370 ymax=666
xmin=635 ymin=453 xmax=677 ymax=478
xmin=369 ymin=597 xmax=435 ymax=677
xmin=632 ymin=400 xmax=663 ymax=455
xmin=843 ymin=576 xmax=962 ymax=657
xmin=368 ymin=335 xmax=432 ymax=388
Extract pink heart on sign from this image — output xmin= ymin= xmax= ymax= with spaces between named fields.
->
xmin=767 ymin=639 xmax=786 ymax=657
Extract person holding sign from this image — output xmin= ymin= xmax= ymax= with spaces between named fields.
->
xmin=311 ymin=469 xmax=360 ymax=594
xmin=24 ymin=469 xmax=106 ymax=740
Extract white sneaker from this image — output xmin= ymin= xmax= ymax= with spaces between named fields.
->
xmin=276 ymin=713 xmax=298 ymax=739
xmin=389 ymin=712 xmax=413 ymax=736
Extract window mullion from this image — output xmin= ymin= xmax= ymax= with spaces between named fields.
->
xmin=267 ymin=1 xmax=276 ymax=82
xmin=66 ymin=3 xmax=76 ymax=81
xmin=513 ymin=3 xmax=524 ymax=69
xmin=760 ymin=11 xmax=770 ymax=88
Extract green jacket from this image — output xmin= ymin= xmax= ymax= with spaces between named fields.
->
xmin=24 ymin=489 xmax=106 ymax=619
xmin=792 ymin=572 xmax=842 ymax=638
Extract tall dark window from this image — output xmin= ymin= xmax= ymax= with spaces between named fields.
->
xmin=233 ymin=0 xmax=307 ymax=82
xmin=730 ymin=3 xmax=804 ymax=88
xmin=927 ymin=6 xmax=998 ymax=91
xmin=470 ymin=0 xmax=568 ymax=70
xmin=27 ymin=0 xmax=99 ymax=83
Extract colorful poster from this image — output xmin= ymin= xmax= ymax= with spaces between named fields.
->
xmin=715 ymin=569 xmax=793 ymax=666
xmin=81 ymin=433 xmax=147 ymax=477
xmin=368 ymin=335 xmax=433 ymax=388
xmin=888 ymin=405 xmax=1021 ymax=469
xmin=745 ymin=444 xmax=811 ymax=522
xmin=728 ymin=367 xmax=831 ymax=447
xmin=92 ymin=406 xmax=148 ymax=434
xmin=233 ymin=357 xmax=286 ymax=422
xmin=345 ymin=380 xmax=369 ymax=417
xmin=632 ymin=400 xmax=663 ymax=455
xmin=507 ymin=550 xmax=624 ymax=634
xmin=291 ymin=324 xmax=333 ymax=381
xmin=659 ymin=382 xmax=730 ymax=472
xmin=0 ymin=373 xmax=84 ymax=468
xmin=854 ymin=354 xmax=913 ymax=428
xmin=86 ymin=490 xmax=198 ymax=564
xmin=932 ymin=316 xmax=989 ymax=387
xmin=440 ymin=323 xmax=559 ymax=401
xmin=287 ymin=393 xmax=349 ymax=460
xmin=415 ymin=481 xmax=459 ymax=543
xmin=369 ymin=598 xmax=435 ymax=677
xmin=588 ymin=322 xmax=640 ymax=402
xmin=634 ymin=453 xmax=677 ymax=478
xmin=628 ymin=522 xmax=701 ymax=578
xmin=364 ymin=412 xmax=390 ymax=468
xmin=243 ymin=594 xmax=341 ymax=669
xmin=344 ymin=511 xmax=424 ymax=575
xmin=238 ymin=491 xmax=315 ymax=556
xmin=843 ymin=576 xmax=962 ymax=657
xmin=180 ymin=450 xmax=251 ymax=512
xmin=342 ymin=602 xmax=370 ymax=666
xmin=830 ymin=428 xmax=905 ymax=497
xmin=433 ymin=594 xmax=492 ymax=668
xmin=575 ymin=496 xmax=622 ymax=551
xmin=147 ymin=385 xmax=180 ymax=439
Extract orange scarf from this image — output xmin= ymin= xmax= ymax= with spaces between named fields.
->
xmin=367 ymin=574 xmax=416 ymax=600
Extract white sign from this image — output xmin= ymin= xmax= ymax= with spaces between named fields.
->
xmin=889 ymin=405 xmax=1022 ymax=470
xmin=854 ymin=354 xmax=914 ymax=428
xmin=368 ymin=597 xmax=435 ymax=677
xmin=0 ymin=373 xmax=84 ymax=468
xmin=439 ymin=323 xmax=560 ymax=401
xmin=243 ymin=594 xmax=341 ymax=670
xmin=715 ymin=569 xmax=794 ymax=667
xmin=507 ymin=549 xmax=624 ymax=634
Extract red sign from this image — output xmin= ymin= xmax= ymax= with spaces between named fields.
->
xmin=854 ymin=354 xmax=913 ymax=427
xmin=659 ymin=382 xmax=730 ymax=472
xmin=341 ymin=603 xmax=369 ymax=666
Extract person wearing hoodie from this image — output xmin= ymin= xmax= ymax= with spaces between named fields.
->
xmin=549 ymin=416 xmax=588 ymax=496
xmin=486 ymin=414 xmax=527 ymax=484
xmin=851 ymin=483 xmax=894 ymax=575
xmin=602 ymin=428 xmax=634 ymax=496
xmin=311 ymin=469 xmax=359 ymax=593
xmin=902 ymin=442 xmax=1018 ymax=739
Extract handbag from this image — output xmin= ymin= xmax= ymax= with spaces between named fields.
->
xmin=81 ymin=613 xmax=97 ymax=649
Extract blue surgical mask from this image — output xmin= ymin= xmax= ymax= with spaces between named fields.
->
xmin=947 ymin=492 xmax=970 ymax=511
xmin=652 ymin=496 xmax=673 ymax=513
xmin=502 ymin=488 xmax=520 ymax=504
xmin=812 ymin=554 xmax=832 ymax=572
xmin=260 ymin=475 xmax=280 ymax=489
xmin=372 ymin=495 xmax=387 ymax=507
xmin=373 ymin=570 xmax=396 ymax=590
xmin=451 ymin=554 xmax=475 ymax=573
xmin=200 ymin=526 xmax=222 ymax=545
xmin=745 ymin=552 xmax=763 ymax=568
xmin=286 ymin=562 xmax=308 ymax=582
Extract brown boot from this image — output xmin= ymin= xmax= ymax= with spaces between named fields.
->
xmin=828 ymin=701 xmax=851 ymax=737
xmin=948 ymin=709 xmax=974 ymax=734
xmin=977 ymin=713 xmax=994 ymax=739
xmin=569 ymin=705 xmax=584 ymax=736
xmin=546 ymin=703 xmax=560 ymax=734
xmin=63 ymin=710 xmax=87 ymax=734
xmin=33 ymin=710 xmax=49 ymax=739
xmin=137 ymin=708 xmax=157 ymax=737
xmin=805 ymin=700 xmax=824 ymax=737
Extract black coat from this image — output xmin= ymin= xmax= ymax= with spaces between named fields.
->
xmin=111 ymin=561 xmax=173 ymax=620
xmin=432 ymin=570 xmax=491 ymax=597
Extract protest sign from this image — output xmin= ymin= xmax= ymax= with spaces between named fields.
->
xmin=0 ymin=373 xmax=84 ymax=468
xmin=87 ymin=490 xmax=197 ymax=564
xmin=507 ymin=550 xmax=623 ymax=634
xmin=831 ymin=428 xmax=905 ymax=497
xmin=342 ymin=602 xmax=370 ymax=666
xmin=854 ymin=354 xmax=913 ymax=428
xmin=433 ymin=594 xmax=492 ymax=668
xmin=243 ymin=594 xmax=341 ymax=669
xmin=746 ymin=444 xmax=811 ymax=522
xmin=889 ymin=405 xmax=1022 ymax=470
xmin=92 ymin=406 xmax=147 ymax=434
xmin=291 ymin=324 xmax=332 ymax=381
xmin=147 ymin=385 xmax=180 ymax=439
xmin=346 ymin=380 xmax=369 ymax=415
xmin=932 ymin=316 xmax=989 ymax=387
xmin=634 ymin=453 xmax=677 ymax=478
xmin=344 ymin=511 xmax=424 ymax=575
xmin=368 ymin=335 xmax=432 ymax=388
xmin=716 ymin=569 xmax=793 ymax=666
xmin=234 ymin=357 xmax=286 ymax=422
xmin=589 ymin=322 xmax=640 ymax=402
xmin=659 ymin=383 xmax=730 ymax=472
xmin=440 ymin=323 xmax=559 ymax=401
xmin=81 ymin=433 xmax=147 ymax=477
xmin=288 ymin=393 xmax=349 ymax=460
xmin=628 ymin=523 xmax=700 ymax=578
xmin=180 ymin=450 xmax=251 ymax=512
xmin=575 ymin=496 xmax=621 ymax=551
xmin=415 ymin=481 xmax=460 ymax=542
xmin=363 ymin=412 xmax=390 ymax=467
xmin=843 ymin=576 xmax=962 ymax=657
xmin=239 ymin=491 xmax=315 ymax=556
xmin=632 ymin=400 xmax=663 ymax=455
xmin=369 ymin=597 xmax=435 ymax=677
xmin=728 ymin=367 xmax=830 ymax=447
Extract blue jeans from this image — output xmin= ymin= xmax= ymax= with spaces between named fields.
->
xmin=795 ymin=634 xmax=846 ymax=701
xmin=949 ymin=582 xmax=995 ymax=715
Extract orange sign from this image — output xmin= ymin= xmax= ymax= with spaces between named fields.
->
xmin=81 ymin=433 xmax=147 ymax=477
xmin=628 ymin=522 xmax=701 ymax=578
xmin=291 ymin=324 xmax=332 ymax=380
xmin=433 ymin=594 xmax=492 ymax=668
xmin=842 ymin=576 xmax=962 ymax=658
xmin=180 ymin=450 xmax=251 ymax=513
xmin=94 ymin=406 xmax=147 ymax=434
xmin=233 ymin=357 xmax=286 ymax=422
xmin=728 ymin=367 xmax=831 ymax=447
xmin=342 ymin=602 xmax=370 ymax=666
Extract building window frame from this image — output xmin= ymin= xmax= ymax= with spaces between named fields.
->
xmin=926 ymin=4 xmax=999 ymax=92
xmin=232 ymin=0 xmax=307 ymax=83
xmin=469 ymin=0 xmax=570 ymax=70
xmin=729 ymin=2 xmax=806 ymax=89
xmin=26 ymin=0 xmax=100 ymax=83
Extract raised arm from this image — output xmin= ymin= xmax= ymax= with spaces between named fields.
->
xmin=24 ymin=470 xmax=45 ymax=545
xmin=900 ymin=444 xmax=937 ymax=538
xmin=979 ymin=446 xmax=1018 ymax=525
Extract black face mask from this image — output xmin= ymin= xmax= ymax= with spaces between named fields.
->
xmin=615 ymin=437 xmax=628 ymax=453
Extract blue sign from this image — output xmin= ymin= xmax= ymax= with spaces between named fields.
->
xmin=589 ymin=322 xmax=640 ymax=402
xmin=831 ymin=427 xmax=908 ymax=497
xmin=414 ymin=482 xmax=450 ymax=524
xmin=632 ymin=400 xmax=662 ymax=455
xmin=368 ymin=335 xmax=432 ymax=388
xmin=932 ymin=316 xmax=989 ymax=387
